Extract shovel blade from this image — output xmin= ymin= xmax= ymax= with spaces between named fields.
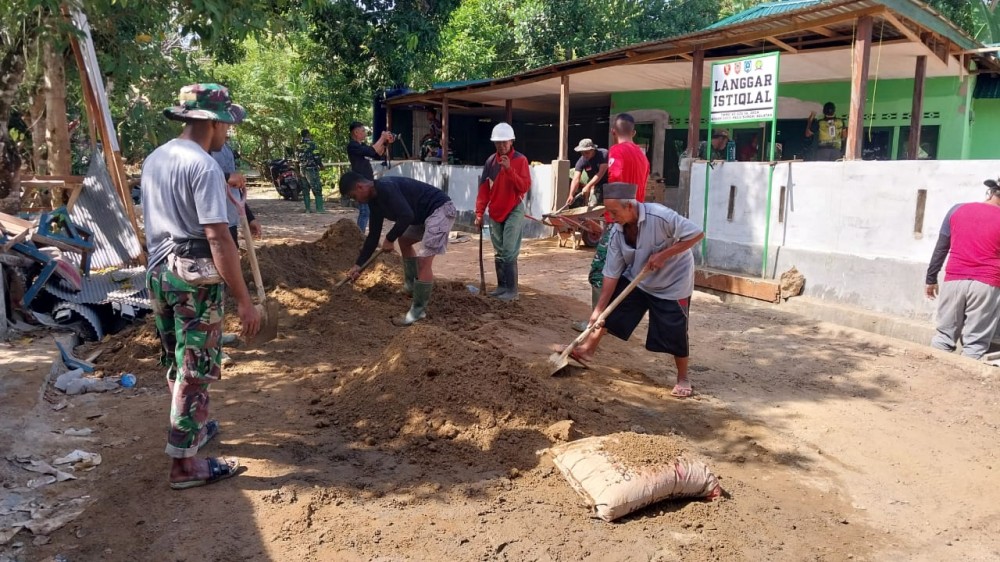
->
xmin=247 ymin=300 xmax=280 ymax=347
xmin=547 ymin=352 xmax=570 ymax=376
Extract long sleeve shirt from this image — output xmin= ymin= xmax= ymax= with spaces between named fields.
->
xmin=475 ymin=150 xmax=531 ymax=223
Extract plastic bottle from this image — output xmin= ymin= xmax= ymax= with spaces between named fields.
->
xmin=726 ymin=140 xmax=736 ymax=162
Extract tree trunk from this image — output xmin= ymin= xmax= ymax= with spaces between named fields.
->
xmin=43 ymin=40 xmax=71 ymax=176
xmin=0 ymin=35 xmax=28 ymax=201
xmin=28 ymin=80 xmax=47 ymax=175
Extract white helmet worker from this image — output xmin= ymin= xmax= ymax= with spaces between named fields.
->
xmin=490 ymin=122 xmax=516 ymax=142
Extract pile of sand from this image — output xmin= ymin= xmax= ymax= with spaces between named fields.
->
xmin=601 ymin=432 xmax=688 ymax=466
xmin=323 ymin=323 xmax=565 ymax=468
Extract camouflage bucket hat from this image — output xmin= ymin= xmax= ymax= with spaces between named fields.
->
xmin=163 ymin=83 xmax=246 ymax=124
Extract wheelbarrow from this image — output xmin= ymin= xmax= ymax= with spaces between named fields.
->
xmin=528 ymin=203 xmax=606 ymax=250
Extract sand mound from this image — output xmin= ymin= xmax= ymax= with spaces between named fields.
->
xmin=85 ymin=320 xmax=161 ymax=379
xmin=324 ymin=323 xmax=563 ymax=468
xmin=253 ymin=219 xmax=386 ymax=290
xmin=601 ymin=432 xmax=688 ymax=466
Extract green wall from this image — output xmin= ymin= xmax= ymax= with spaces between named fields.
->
xmin=970 ymin=98 xmax=1000 ymax=160
xmin=611 ymin=76 xmax=973 ymax=160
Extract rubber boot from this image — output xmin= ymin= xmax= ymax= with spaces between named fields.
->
xmin=315 ymin=191 xmax=325 ymax=212
xmin=302 ymin=187 xmax=312 ymax=213
xmin=497 ymin=261 xmax=518 ymax=302
xmin=488 ymin=259 xmax=506 ymax=297
xmin=395 ymin=280 xmax=432 ymax=326
xmin=402 ymin=257 xmax=418 ymax=296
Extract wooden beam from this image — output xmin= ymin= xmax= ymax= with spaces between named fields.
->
xmin=808 ymin=25 xmax=838 ymax=37
xmin=880 ymin=12 xmax=921 ymax=45
xmin=505 ymin=99 xmax=513 ymax=124
xmin=695 ymin=268 xmax=780 ymax=303
xmin=846 ymin=15 xmax=873 ymax=161
xmin=559 ymin=75 xmax=570 ymax=161
xmin=678 ymin=52 xmax=693 ymax=61
xmin=441 ymin=97 xmax=449 ymax=164
xmin=766 ymin=36 xmax=798 ymax=53
xmin=907 ymin=55 xmax=927 ymax=160
xmin=687 ymin=48 xmax=704 ymax=160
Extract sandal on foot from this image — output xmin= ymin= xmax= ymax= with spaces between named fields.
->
xmin=170 ymin=457 xmax=240 ymax=490
xmin=670 ymin=385 xmax=693 ymax=399
xmin=195 ymin=420 xmax=220 ymax=450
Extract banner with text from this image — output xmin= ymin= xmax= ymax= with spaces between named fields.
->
xmin=709 ymin=52 xmax=780 ymax=124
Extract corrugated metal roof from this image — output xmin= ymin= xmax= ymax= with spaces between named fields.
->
xmin=68 ymin=151 xmax=144 ymax=270
xmin=42 ymin=266 xmax=149 ymax=308
xmin=708 ymin=0 xmax=827 ymax=29
xmin=974 ymin=74 xmax=1000 ymax=99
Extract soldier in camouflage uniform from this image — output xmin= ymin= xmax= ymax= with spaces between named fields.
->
xmin=297 ymin=128 xmax=325 ymax=213
xmin=143 ymin=83 xmax=260 ymax=489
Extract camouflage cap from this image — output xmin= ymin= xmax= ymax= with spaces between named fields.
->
xmin=163 ymin=83 xmax=246 ymax=124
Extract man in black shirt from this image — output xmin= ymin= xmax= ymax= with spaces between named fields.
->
xmin=340 ymin=171 xmax=457 ymax=326
xmin=346 ymin=121 xmax=394 ymax=232
xmin=566 ymin=138 xmax=609 ymax=207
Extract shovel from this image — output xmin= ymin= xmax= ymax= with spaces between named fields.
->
xmin=238 ymin=208 xmax=280 ymax=347
xmin=334 ymin=249 xmax=385 ymax=288
xmin=478 ymin=226 xmax=486 ymax=294
xmin=548 ymin=267 xmax=652 ymax=376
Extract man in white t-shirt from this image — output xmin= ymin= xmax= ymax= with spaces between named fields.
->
xmin=142 ymin=83 xmax=259 ymax=490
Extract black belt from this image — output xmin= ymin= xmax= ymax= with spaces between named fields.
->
xmin=173 ymin=238 xmax=212 ymax=259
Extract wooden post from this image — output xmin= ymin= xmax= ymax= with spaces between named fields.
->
xmin=0 ymin=263 xmax=7 ymax=341
xmin=559 ymin=76 xmax=570 ymax=161
xmin=678 ymin=48 xmax=704 ymax=217
xmin=687 ymin=49 xmax=704 ymax=158
xmin=441 ymin=97 xmax=449 ymax=163
xmin=846 ymin=15 xmax=873 ymax=160
xmin=907 ymin=55 xmax=927 ymax=160
xmin=505 ymin=99 xmax=513 ymax=124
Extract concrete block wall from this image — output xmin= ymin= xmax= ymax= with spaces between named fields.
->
xmin=383 ymin=161 xmax=556 ymax=238
xmin=689 ymin=159 xmax=1000 ymax=320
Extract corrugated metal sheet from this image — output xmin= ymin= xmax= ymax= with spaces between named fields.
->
xmin=708 ymin=0 xmax=827 ymax=29
xmin=974 ymin=74 xmax=1000 ymax=99
xmin=68 ymin=151 xmax=143 ymax=270
xmin=43 ymin=266 xmax=149 ymax=309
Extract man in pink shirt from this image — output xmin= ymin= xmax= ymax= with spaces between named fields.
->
xmin=925 ymin=179 xmax=1000 ymax=359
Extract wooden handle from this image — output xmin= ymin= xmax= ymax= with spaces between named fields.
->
xmin=335 ymin=249 xmax=383 ymax=288
xmin=478 ymin=230 xmax=486 ymax=293
xmin=239 ymin=214 xmax=266 ymax=303
xmin=557 ymin=267 xmax=652 ymax=361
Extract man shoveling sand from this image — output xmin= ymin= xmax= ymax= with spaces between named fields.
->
xmin=560 ymin=182 xmax=704 ymax=398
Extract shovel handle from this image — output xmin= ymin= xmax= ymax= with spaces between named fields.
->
xmin=336 ymin=249 xmax=384 ymax=288
xmin=239 ymin=212 xmax=267 ymax=304
xmin=556 ymin=267 xmax=652 ymax=363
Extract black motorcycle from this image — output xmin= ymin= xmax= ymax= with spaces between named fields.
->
xmin=268 ymin=158 xmax=300 ymax=201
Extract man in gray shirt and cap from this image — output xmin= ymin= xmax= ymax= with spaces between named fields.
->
xmin=566 ymin=182 xmax=704 ymax=398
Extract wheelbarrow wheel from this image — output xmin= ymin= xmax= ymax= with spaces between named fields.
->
xmin=582 ymin=228 xmax=603 ymax=248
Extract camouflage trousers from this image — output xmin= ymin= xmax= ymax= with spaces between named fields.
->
xmin=147 ymin=262 xmax=225 ymax=459
xmin=300 ymin=167 xmax=323 ymax=211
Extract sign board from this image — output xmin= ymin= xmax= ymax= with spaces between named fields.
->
xmin=709 ymin=53 xmax=780 ymax=124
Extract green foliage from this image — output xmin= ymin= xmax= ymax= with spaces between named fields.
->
xmin=432 ymin=0 xmax=719 ymax=82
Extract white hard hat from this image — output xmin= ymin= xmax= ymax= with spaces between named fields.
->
xmin=490 ymin=122 xmax=515 ymax=142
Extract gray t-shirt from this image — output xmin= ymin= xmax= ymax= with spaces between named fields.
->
xmin=603 ymin=202 xmax=703 ymax=300
xmin=210 ymin=143 xmax=241 ymax=227
xmin=142 ymin=138 xmax=229 ymax=267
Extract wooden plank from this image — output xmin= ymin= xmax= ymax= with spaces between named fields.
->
xmin=695 ymin=268 xmax=780 ymax=303
xmin=0 ymin=263 xmax=6 ymax=341
xmin=505 ymin=99 xmax=513 ymax=124
xmin=808 ymin=25 xmax=839 ymax=37
xmin=845 ymin=15 xmax=873 ymax=161
xmin=0 ymin=212 xmax=32 ymax=234
xmin=559 ymin=76 xmax=569 ymax=161
xmin=907 ymin=55 xmax=927 ymax=160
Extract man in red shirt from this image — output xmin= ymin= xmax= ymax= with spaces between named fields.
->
xmin=925 ymin=179 xmax=1000 ymax=359
xmin=475 ymin=122 xmax=532 ymax=301
xmin=572 ymin=113 xmax=650 ymax=330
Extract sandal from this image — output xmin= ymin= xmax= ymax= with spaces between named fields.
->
xmin=196 ymin=420 xmax=220 ymax=450
xmin=670 ymin=385 xmax=693 ymax=399
xmin=170 ymin=457 xmax=240 ymax=490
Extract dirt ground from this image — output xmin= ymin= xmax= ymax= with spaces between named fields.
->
xmin=2 ymin=187 xmax=1000 ymax=562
